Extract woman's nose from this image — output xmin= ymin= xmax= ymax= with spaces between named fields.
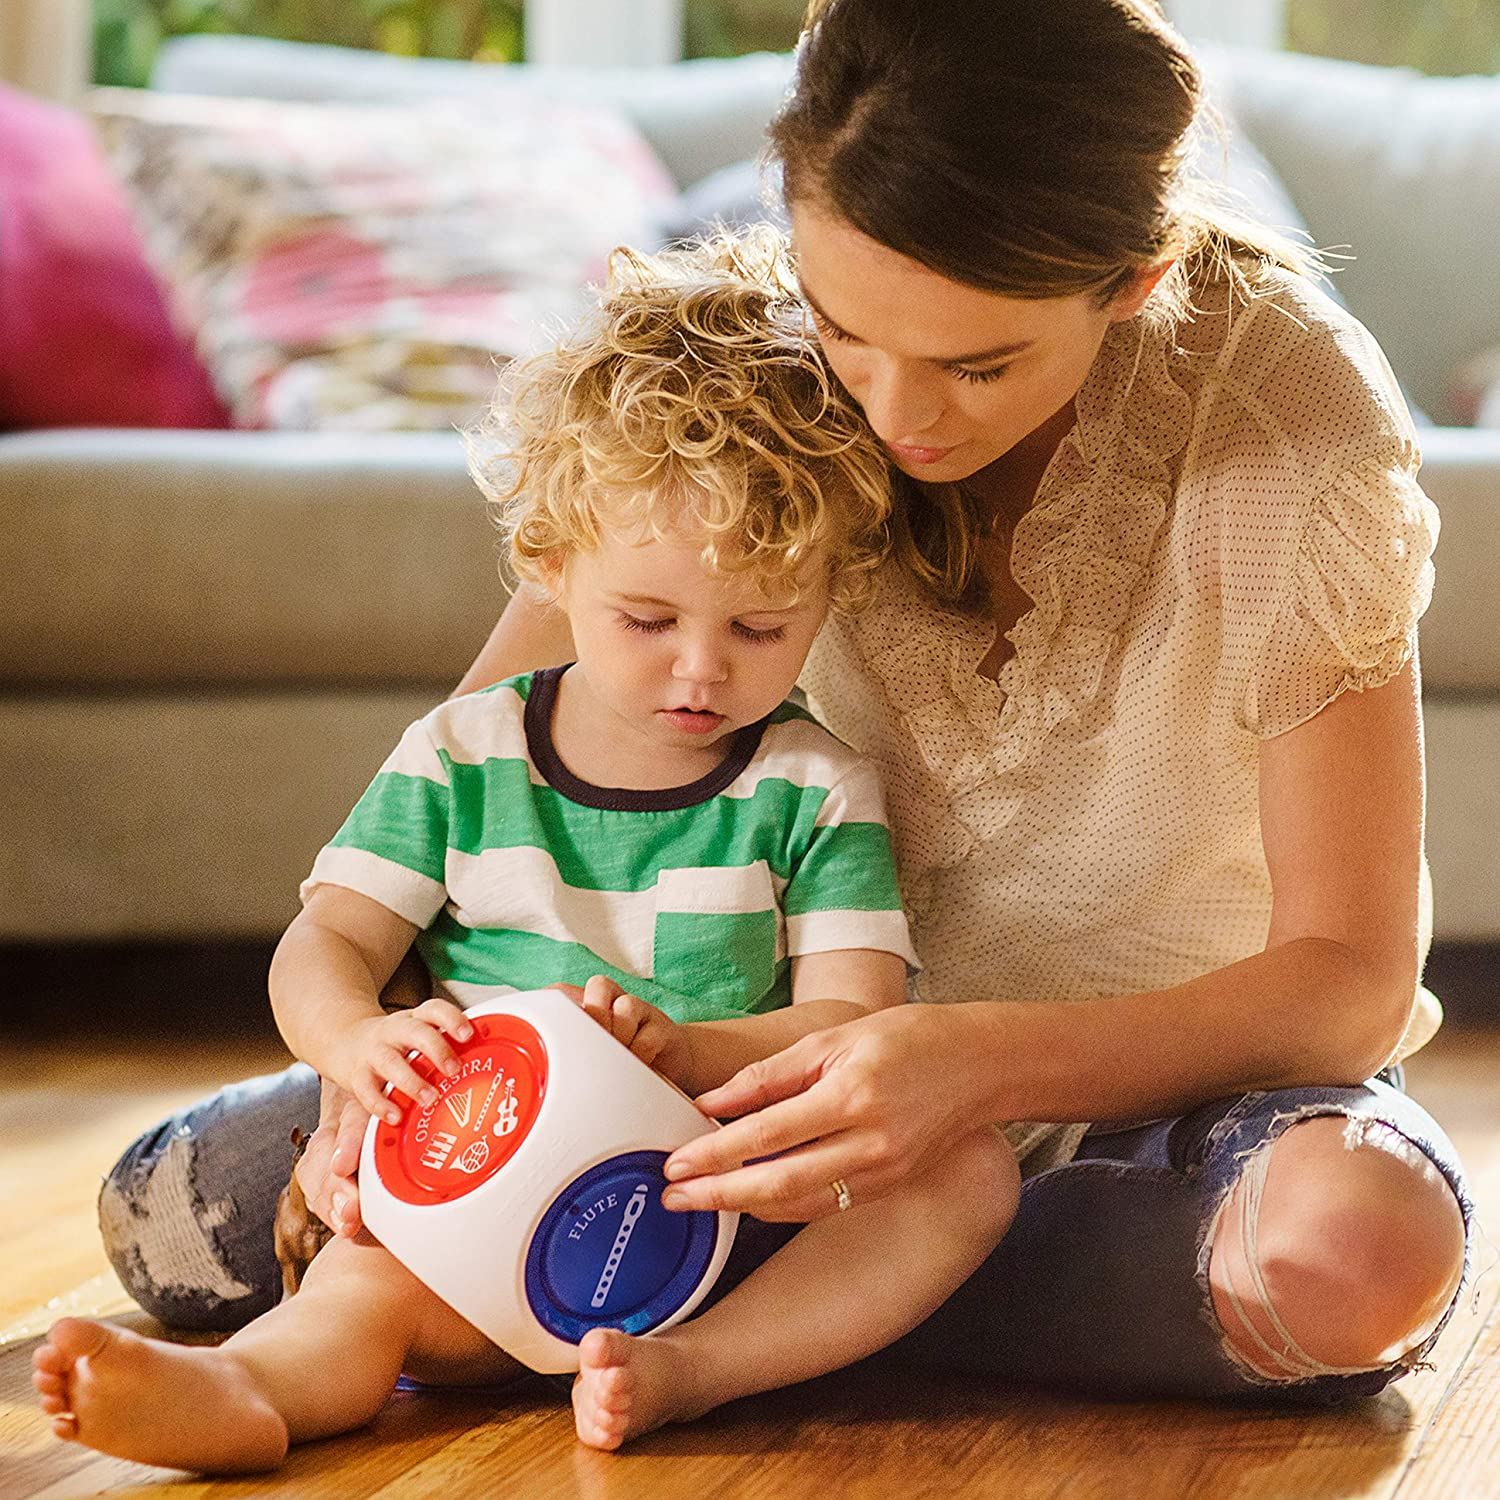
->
xmin=857 ymin=358 xmax=946 ymax=443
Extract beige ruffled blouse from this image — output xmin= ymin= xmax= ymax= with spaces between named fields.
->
xmin=799 ymin=269 xmax=1442 ymax=1172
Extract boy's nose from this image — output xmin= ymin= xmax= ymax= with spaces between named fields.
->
xmin=672 ymin=642 xmax=729 ymax=686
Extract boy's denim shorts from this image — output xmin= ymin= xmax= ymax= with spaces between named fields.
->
xmin=98 ymin=1061 xmax=1471 ymax=1404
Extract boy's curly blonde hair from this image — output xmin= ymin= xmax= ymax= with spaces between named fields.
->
xmin=466 ymin=226 xmax=893 ymax=611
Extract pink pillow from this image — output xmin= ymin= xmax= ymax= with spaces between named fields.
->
xmin=0 ymin=85 xmax=230 ymax=429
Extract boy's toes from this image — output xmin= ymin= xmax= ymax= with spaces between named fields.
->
xmin=46 ymin=1318 xmax=112 ymax=1365
xmin=32 ymin=1341 xmax=69 ymax=1375
xmin=579 ymin=1327 xmax=632 ymax=1373
xmin=33 ymin=1370 xmax=69 ymax=1411
xmin=50 ymin=1413 xmax=79 ymax=1441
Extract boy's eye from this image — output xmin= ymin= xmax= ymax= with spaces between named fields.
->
xmin=733 ymin=622 xmax=788 ymax=644
xmin=620 ymin=614 xmax=672 ymax=634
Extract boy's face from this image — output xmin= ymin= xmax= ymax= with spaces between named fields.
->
xmin=551 ymin=527 xmax=831 ymax=755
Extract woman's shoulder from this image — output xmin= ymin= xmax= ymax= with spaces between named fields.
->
xmin=1169 ymin=262 xmax=1419 ymax=487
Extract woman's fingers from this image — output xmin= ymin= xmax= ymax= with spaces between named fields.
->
xmin=665 ymin=1074 xmax=845 ymax=1185
xmin=693 ymin=1034 xmax=835 ymax=1121
xmin=662 ymin=1130 xmax=875 ymax=1221
xmin=294 ymin=1122 xmax=337 ymax=1223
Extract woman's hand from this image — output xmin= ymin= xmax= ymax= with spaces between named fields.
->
xmin=660 ymin=1004 xmax=988 ymax=1222
xmin=554 ymin=975 xmax=695 ymax=1088
xmin=294 ymin=1078 xmax=372 ymax=1238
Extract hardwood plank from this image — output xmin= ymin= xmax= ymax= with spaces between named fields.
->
xmin=1390 ymin=1293 xmax=1500 ymax=1499
xmin=0 ymin=1038 xmax=292 ymax=1333
xmin=3 ymin=1023 xmax=1498 ymax=1498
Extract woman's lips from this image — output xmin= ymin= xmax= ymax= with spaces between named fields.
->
xmin=885 ymin=439 xmax=959 ymax=467
xmin=661 ymin=708 xmax=725 ymax=735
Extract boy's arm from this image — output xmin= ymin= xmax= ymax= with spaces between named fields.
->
xmin=674 ymin=947 xmax=908 ymax=1098
xmin=270 ymin=884 xmax=427 ymax=1087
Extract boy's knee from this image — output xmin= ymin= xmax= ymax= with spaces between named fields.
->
xmin=921 ymin=1128 xmax=1020 ymax=1238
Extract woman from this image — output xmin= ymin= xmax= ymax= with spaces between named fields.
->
xmin=101 ymin=0 xmax=1469 ymax=1403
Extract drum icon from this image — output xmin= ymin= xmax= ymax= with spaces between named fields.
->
xmin=359 ymin=988 xmax=738 ymax=1372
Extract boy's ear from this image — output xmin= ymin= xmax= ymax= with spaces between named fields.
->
xmin=532 ymin=552 xmax=567 ymax=604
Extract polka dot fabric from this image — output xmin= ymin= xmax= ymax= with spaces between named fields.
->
xmin=799 ymin=268 xmax=1441 ymax=1173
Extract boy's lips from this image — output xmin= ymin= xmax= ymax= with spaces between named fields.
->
xmin=660 ymin=707 xmax=725 ymax=735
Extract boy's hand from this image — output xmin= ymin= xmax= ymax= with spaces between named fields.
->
xmin=334 ymin=997 xmax=475 ymax=1124
xmin=295 ymin=1081 xmax=371 ymax=1238
xmin=557 ymin=975 xmax=693 ymax=1087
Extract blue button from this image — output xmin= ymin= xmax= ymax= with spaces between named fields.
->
xmin=525 ymin=1152 xmax=720 ymax=1343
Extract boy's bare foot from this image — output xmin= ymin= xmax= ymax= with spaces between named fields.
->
xmin=31 ymin=1318 xmax=289 ymax=1473
xmin=571 ymin=1327 xmax=701 ymax=1450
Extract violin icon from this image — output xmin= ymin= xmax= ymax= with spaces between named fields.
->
xmin=493 ymin=1078 xmax=520 ymax=1137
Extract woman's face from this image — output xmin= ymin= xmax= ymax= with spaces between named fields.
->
xmin=790 ymin=201 xmax=1160 ymax=485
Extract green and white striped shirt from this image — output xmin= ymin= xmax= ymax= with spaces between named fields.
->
xmin=302 ymin=667 xmax=918 ymax=1023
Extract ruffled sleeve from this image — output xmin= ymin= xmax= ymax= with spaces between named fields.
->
xmin=1243 ymin=457 xmax=1439 ymax=739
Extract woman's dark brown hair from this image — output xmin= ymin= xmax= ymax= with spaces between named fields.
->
xmin=768 ymin=0 xmax=1316 ymax=601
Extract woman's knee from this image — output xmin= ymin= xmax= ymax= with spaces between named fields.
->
xmin=98 ymin=1062 xmax=322 ymax=1331
xmin=1208 ymin=1113 xmax=1466 ymax=1380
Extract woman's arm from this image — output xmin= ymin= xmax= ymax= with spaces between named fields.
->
xmin=451 ymin=582 xmax=574 ymax=697
xmin=976 ymin=649 xmax=1423 ymax=1121
xmin=662 ymin=661 xmax=1425 ymax=1219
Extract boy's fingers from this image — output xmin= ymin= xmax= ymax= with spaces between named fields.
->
xmin=410 ymin=997 xmax=474 ymax=1046
xmin=332 ymin=1100 xmax=370 ymax=1173
xmin=581 ymin=974 xmax=624 ymax=1032
xmin=379 ymin=1051 xmax=440 ymax=1108
xmin=393 ymin=1020 xmax=461 ymax=1080
xmin=356 ymin=1081 xmax=399 ymax=1124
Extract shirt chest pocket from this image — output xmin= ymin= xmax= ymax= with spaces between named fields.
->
xmin=651 ymin=861 xmax=784 ymax=1017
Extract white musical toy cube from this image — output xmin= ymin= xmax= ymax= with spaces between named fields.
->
xmin=359 ymin=988 xmax=738 ymax=1373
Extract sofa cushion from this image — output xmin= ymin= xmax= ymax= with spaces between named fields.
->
xmin=0 ymin=84 xmax=229 ymax=431
xmin=1197 ymin=44 xmax=1500 ymax=425
xmin=150 ymin=34 xmax=797 ymax=192
xmin=92 ymin=87 xmax=675 ymax=431
xmin=0 ymin=429 xmax=501 ymax=688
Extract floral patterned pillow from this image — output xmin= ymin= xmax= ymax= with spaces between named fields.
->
xmin=91 ymin=88 xmax=675 ymax=430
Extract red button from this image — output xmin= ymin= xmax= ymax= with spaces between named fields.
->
xmin=372 ymin=1012 xmax=548 ymax=1206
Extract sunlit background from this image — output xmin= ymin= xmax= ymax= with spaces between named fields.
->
xmin=86 ymin=0 xmax=1500 ymax=83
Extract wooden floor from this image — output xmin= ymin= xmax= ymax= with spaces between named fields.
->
xmin=2 ymin=971 xmax=1499 ymax=1498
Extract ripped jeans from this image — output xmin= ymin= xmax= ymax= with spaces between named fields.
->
xmin=98 ymin=1063 xmax=1471 ymax=1403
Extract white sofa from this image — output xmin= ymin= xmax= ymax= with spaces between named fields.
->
xmin=2 ymin=38 xmax=1496 ymax=942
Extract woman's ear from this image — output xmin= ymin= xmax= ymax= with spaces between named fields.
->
xmin=1108 ymin=259 xmax=1177 ymax=323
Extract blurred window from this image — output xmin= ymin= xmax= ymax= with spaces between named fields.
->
xmin=92 ymin=1 xmax=526 ymax=87
xmin=1288 ymin=0 xmax=1500 ymax=75
xmin=92 ymin=0 xmax=808 ymax=86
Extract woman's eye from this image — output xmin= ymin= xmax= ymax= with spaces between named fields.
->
xmin=620 ymin=614 xmax=672 ymax=634
xmin=733 ymin=623 xmax=788 ymax=644
xmin=808 ymin=310 xmax=854 ymax=344
xmin=952 ymin=363 xmax=1011 ymax=385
